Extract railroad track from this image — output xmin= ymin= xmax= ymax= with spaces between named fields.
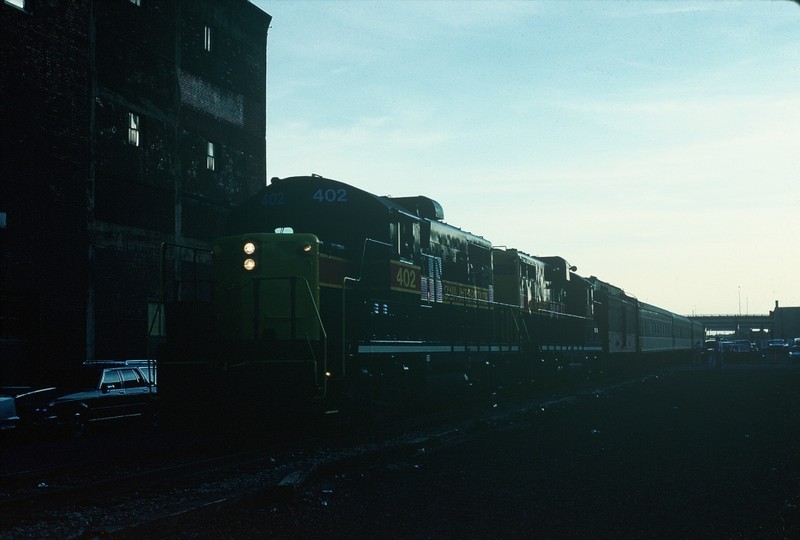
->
xmin=0 ymin=403 xmax=479 ymax=539
xmin=0 ymin=370 xmax=670 ymax=539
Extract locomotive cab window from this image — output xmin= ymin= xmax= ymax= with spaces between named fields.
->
xmin=396 ymin=221 xmax=419 ymax=261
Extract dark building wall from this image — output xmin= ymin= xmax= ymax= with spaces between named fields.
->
xmin=178 ymin=0 xmax=268 ymax=218
xmin=1 ymin=0 xmax=92 ymax=382
xmin=90 ymin=0 xmax=181 ymax=361
xmin=89 ymin=0 xmax=269 ymax=360
xmin=1 ymin=0 xmax=270 ymax=382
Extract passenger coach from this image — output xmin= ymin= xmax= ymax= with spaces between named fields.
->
xmin=590 ymin=277 xmax=703 ymax=369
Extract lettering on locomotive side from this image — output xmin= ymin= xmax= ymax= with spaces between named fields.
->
xmin=442 ymin=280 xmax=492 ymax=306
xmin=312 ymin=188 xmax=348 ymax=203
xmin=261 ymin=191 xmax=285 ymax=207
xmin=390 ymin=260 xmax=421 ymax=294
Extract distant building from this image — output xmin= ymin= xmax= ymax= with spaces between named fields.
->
xmin=1 ymin=0 xmax=271 ymax=383
xmin=772 ymin=303 xmax=800 ymax=342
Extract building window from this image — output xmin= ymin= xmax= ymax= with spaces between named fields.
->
xmin=206 ymin=141 xmax=215 ymax=171
xmin=127 ymin=113 xmax=140 ymax=147
xmin=4 ymin=0 xmax=26 ymax=9
xmin=204 ymin=26 xmax=213 ymax=52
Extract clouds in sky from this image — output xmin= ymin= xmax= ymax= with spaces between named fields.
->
xmin=254 ymin=0 xmax=799 ymax=315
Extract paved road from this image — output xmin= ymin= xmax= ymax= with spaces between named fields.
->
xmin=148 ymin=365 xmax=800 ymax=539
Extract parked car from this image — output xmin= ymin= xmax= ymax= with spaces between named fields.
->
xmin=722 ymin=340 xmax=760 ymax=363
xmin=15 ymin=362 xmax=157 ymax=436
xmin=761 ymin=339 xmax=789 ymax=363
xmin=0 ymin=393 xmax=21 ymax=433
xmin=122 ymin=359 xmax=158 ymax=385
xmin=0 ymin=386 xmax=37 ymax=435
xmin=760 ymin=339 xmax=788 ymax=351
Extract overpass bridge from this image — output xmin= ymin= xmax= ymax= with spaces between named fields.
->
xmin=689 ymin=314 xmax=773 ymax=338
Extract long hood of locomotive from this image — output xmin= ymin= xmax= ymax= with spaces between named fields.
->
xmin=210 ymin=176 xmax=597 ymax=361
xmin=222 ymin=175 xmax=496 ymax=306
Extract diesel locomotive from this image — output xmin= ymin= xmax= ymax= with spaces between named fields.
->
xmin=158 ymin=175 xmax=702 ymax=426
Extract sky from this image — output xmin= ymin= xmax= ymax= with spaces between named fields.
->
xmin=251 ymin=0 xmax=799 ymax=317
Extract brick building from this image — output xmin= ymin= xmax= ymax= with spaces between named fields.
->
xmin=772 ymin=303 xmax=800 ymax=343
xmin=1 ymin=0 xmax=271 ymax=383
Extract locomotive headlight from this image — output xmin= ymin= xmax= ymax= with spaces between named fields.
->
xmin=243 ymin=242 xmax=256 ymax=255
xmin=243 ymin=258 xmax=256 ymax=271
xmin=302 ymin=244 xmax=313 ymax=253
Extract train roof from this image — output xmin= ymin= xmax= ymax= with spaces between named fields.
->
xmin=227 ymin=175 xmax=401 ymax=234
xmin=588 ymin=276 xmax=634 ymax=298
xmin=226 ymin=174 xmax=488 ymax=246
xmin=384 ymin=195 xmax=444 ymax=221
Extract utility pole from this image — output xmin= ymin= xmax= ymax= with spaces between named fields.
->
xmin=738 ymin=286 xmax=741 ymax=316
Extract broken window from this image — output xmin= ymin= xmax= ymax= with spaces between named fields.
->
xmin=206 ymin=141 xmax=215 ymax=171
xmin=127 ymin=112 xmax=140 ymax=147
xmin=204 ymin=25 xmax=212 ymax=52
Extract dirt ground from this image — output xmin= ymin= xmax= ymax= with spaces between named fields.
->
xmin=149 ymin=365 xmax=800 ymax=539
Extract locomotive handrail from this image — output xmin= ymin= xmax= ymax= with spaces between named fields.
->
xmin=151 ymin=242 xmax=214 ymax=373
xmin=511 ymin=308 xmax=532 ymax=348
xmin=251 ymin=276 xmax=328 ymax=398
xmin=356 ymin=237 xmax=394 ymax=282
xmin=489 ymin=301 xmax=526 ymax=352
xmin=158 ymin=241 xmax=213 ymax=302
xmin=341 ymin=238 xmax=395 ymax=379
xmin=536 ymin=308 xmax=592 ymax=321
xmin=484 ymin=300 xmax=534 ymax=350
